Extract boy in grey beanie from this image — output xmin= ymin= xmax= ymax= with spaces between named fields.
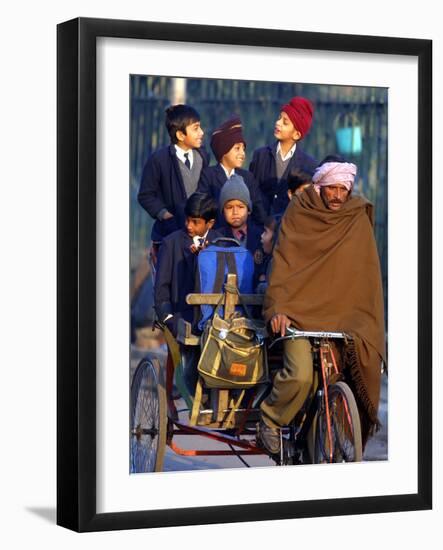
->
xmin=219 ymin=174 xmax=252 ymax=213
xmin=218 ymin=176 xmax=264 ymax=278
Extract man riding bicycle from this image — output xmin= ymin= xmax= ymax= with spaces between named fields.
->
xmin=258 ymin=156 xmax=386 ymax=455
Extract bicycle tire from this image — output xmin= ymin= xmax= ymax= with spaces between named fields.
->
xmin=130 ymin=358 xmax=167 ymax=473
xmin=314 ymin=381 xmax=362 ymax=463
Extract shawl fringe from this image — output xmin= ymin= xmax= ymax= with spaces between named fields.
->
xmin=345 ymin=337 xmax=381 ymax=435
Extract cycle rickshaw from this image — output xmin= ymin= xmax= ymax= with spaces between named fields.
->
xmin=130 ymin=273 xmax=362 ymax=473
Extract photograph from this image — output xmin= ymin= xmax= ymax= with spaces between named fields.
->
xmin=56 ymin=16 xmax=432 ymax=532
xmin=129 ymin=75 xmax=389 ymax=474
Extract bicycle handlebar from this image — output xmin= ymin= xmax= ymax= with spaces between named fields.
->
xmin=268 ymin=327 xmax=348 ymax=348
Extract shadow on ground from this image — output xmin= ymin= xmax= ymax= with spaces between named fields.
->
xmin=26 ymin=507 xmax=56 ymax=524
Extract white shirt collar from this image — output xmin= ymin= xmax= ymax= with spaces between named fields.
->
xmin=276 ymin=141 xmax=297 ymax=162
xmin=220 ymin=163 xmax=235 ymax=179
xmin=175 ymin=145 xmax=193 ymax=168
xmin=192 ymin=230 xmax=209 ymax=248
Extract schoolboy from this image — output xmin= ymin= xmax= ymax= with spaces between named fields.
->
xmin=154 ymin=193 xmax=219 ymax=337
xmin=255 ymin=215 xmax=282 ymax=294
xmin=286 ymin=166 xmax=314 ymax=201
xmin=254 ymin=167 xmax=312 ymax=295
xmin=249 ymin=97 xmax=317 ymax=215
xmin=198 ymin=116 xmax=266 ymax=227
xmin=138 ymin=104 xmax=209 ymax=249
xmin=217 ymin=175 xmax=264 ymax=274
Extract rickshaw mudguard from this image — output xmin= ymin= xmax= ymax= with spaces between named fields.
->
xmin=162 ymin=326 xmax=194 ymax=412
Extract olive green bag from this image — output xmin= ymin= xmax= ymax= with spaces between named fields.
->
xmin=197 ymin=312 xmax=268 ymax=389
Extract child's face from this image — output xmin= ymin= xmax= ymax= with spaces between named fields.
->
xmin=274 ymin=111 xmax=301 ymax=143
xmin=223 ymin=200 xmax=248 ymax=229
xmin=185 ymin=216 xmax=214 ymax=238
xmin=176 ymin=121 xmax=204 ymax=150
xmin=221 ymin=142 xmax=246 ymax=170
xmin=260 ymin=226 xmax=274 ymax=255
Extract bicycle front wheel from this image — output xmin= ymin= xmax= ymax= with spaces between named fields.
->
xmin=314 ymin=381 xmax=362 ymax=463
xmin=130 ymin=358 xmax=167 ymax=473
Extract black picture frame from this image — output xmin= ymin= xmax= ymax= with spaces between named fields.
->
xmin=57 ymin=17 xmax=432 ymax=532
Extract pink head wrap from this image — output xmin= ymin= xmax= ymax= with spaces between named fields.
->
xmin=312 ymin=162 xmax=357 ymax=194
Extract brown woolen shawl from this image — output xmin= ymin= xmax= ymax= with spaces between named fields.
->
xmin=263 ymin=186 xmax=386 ymax=442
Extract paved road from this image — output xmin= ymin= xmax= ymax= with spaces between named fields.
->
xmin=131 ymin=346 xmax=388 ymax=471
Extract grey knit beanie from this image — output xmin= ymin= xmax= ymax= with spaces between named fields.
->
xmin=219 ymin=174 xmax=252 ymax=211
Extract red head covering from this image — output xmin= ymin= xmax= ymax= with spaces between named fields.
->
xmin=281 ymin=97 xmax=314 ymax=139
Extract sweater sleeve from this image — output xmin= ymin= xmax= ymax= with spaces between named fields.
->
xmin=138 ymin=154 xmax=168 ymax=218
xmin=197 ymin=167 xmax=212 ymax=196
xmin=249 ymin=149 xmax=258 ymax=176
xmin=246 ymin=171 xmax=267 ymax=225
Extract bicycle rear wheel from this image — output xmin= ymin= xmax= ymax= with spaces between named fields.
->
xmin=130 ymin=358 xmax=167 ymax=473
xmin=314 ymin=381 xmax=362 ymax=463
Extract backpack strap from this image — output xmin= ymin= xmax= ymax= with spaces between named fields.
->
xmin=213 ymin=252 xmax=227 ymax=293
xmin=212 ymin=251 xmax=240 ymax=319
xmin=211 ymin=237 xmax=241 ymax=247
xmin=214 ymin=251 xmax=238 ymax=292
xmin=224 ymin=251 xmax=238 ymax=278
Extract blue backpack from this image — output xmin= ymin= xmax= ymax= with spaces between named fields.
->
xmin=196 ymin=237 xmax=255 ymax=331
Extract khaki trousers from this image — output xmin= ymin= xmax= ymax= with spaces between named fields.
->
xmin=261 ymin=337 xmax=313 ymax=428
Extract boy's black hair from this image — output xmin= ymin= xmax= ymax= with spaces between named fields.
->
xmin=318 ymin=154 xmax=348 ymax=166
xmin=263 ymin=215 xmax=280 ymax=232
xmin=263 ymin=214 xmax=282 ymax=250
xmin=287 ymin=166 xmax=314 ymax=193
xmin=165 ymin=104 xmax=201 ymax=144
xmin=184 ymin=193 xmax=217 ymax=222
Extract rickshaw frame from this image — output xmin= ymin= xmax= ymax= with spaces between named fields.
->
xmin=131 ymin=273 xmax=363 ymax=471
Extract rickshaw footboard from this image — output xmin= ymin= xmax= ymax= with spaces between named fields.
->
xmin=168 ymin=420 xmax=268 ymax=455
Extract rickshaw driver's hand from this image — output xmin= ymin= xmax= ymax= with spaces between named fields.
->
xmin=271 ymin=314 xmax=291 ymax=337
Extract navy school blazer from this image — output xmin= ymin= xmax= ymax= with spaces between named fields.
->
xmin=249 ymin=142 xmax=317 ymax=215
xmin=154 ymin=228 xmax=220 ymax=331
xmin=197 ymin=164 xmax=267 ymax=227
xmin=138 ymin=145 xmax=210 ymax=242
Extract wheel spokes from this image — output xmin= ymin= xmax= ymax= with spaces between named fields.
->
xmin=315 ymin=391 xmax=357 ymax=463
xmin=330 ymin=394 xmax=356 ymax=462
xmin=131 ymin=362 xmax=161 ymax=473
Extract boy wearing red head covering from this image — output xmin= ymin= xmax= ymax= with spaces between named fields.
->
xmin=250 ymin=96 xmax=317 ymax=216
